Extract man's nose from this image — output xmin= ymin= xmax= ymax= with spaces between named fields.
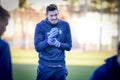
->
xmin=52 ymin=16 xmax=56 ymax=19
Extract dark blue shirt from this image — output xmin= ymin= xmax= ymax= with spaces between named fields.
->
xmin=34 ymin=18 xmax=72 ymax=67
xmin=90 ymin=55 xmax=120 ymax=80
xmin=0 ymin=39 xmax=12 ymax=80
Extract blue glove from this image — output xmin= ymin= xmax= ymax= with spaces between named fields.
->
xmin=48 ymin=28 xmax=59 ymax=38
xmin=54 ymin=39 xmax=61 ymax=48
xmin=47 ymin=38 xmax=56 ymax=46
xmin=47 ymin=38 xmax=61 ymax=48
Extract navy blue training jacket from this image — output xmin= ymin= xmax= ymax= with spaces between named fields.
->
xmin=90 ymin=55 xmax=120 ymax=80
xmin=34 ymin=18 xmax=72 ymax=66
xmin=0 ymin=39 xmax=13 ymax=80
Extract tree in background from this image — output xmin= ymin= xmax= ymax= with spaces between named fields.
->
xmin=18 ymin=0 xmax=27 ymax=49
xmin=12 ymin=0 xmax=45 ymax=49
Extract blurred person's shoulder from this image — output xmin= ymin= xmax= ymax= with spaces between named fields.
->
xmin=0 ymin=39 xmax=9 ymax=48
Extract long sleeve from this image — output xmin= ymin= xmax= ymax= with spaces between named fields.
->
xmin=59 ymin=22 xmax=72 ymax=51
xmin=34 ymin=23 xmax=49 ymax=52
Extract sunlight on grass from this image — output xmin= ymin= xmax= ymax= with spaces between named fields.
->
xmin=66 ymin=50 xmax=115 ymax=66
xmin=11 ymin=48 xmax=115 ymax=66
xmin=11 ymin=48 xmax=38 ymax=64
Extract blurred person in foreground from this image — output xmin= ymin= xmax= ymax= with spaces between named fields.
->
xmin=90 ymin=42 xmax=120 ymax=80
xmin=34 ymin=4 xmax=72 ymax=80
xmin=0 ymin=5 xmax=13 ymax=80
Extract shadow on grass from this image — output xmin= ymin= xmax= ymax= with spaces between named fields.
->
xmin=67 ymin=65 xmax=97 ymax=80
xmin=13 ymin=64 xmax=37 ymax=80
xmin=13 ymin=64 xmax=98 ymax=80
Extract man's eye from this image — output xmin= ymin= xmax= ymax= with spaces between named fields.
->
xmin=55 ymin=14 xmax=57 ymax=16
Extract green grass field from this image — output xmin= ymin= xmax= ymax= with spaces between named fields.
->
xmin=11 ymin=49 xmax=115 ymax=80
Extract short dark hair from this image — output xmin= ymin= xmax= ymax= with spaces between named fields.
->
xmin=0 ymin=5 xmax=10 ymax=21
xmin=46 ymin=4 xmax=58 ymax=14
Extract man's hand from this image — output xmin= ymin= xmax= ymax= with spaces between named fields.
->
xmin=54 ymin=38 xmax=61 ymax=48
xmin=48 ymin=28 xmax=59 ymax=38
xmin=47 ymin=38 xmax=56 ymax=46
xmin=47 ymin=38 xmax=61 ymax=48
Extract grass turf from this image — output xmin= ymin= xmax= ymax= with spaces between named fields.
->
xmin=12 ymin=64 xmax=97 ymax=80
xmin=11 ymin=49 xmax=115 ymax=80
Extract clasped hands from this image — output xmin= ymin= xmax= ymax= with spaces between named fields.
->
xmin=47 ymin=28 xmax=61 ymax=48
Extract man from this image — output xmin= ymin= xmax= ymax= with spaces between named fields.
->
xmin=0 ymin=5 xmax=13 ymax=80
xmin=34 ymin=4 xmax=72 ymax=80
xmin=90 ymin=42 xmax=120 ymax=80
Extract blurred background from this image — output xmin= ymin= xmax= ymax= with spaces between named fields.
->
xmin=0 ymin=0 xmax=120 ymax=80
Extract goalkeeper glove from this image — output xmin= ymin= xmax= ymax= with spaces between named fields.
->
xmin=47 ymin=38 xmax=61 ymax=48
xmin=48 ymin=28 xmax=59 ymax=38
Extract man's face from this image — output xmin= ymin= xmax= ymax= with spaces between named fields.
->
xmin=47 ymin=10 xmax=59 ymax=25
xmin=0 ymin=20 xmax=8 ymax=37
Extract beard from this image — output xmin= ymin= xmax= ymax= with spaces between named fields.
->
xmin=51 ymin=19 xmax=58 ymax=24
xmin=52 ymin=21 xmax=57 ymax=24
